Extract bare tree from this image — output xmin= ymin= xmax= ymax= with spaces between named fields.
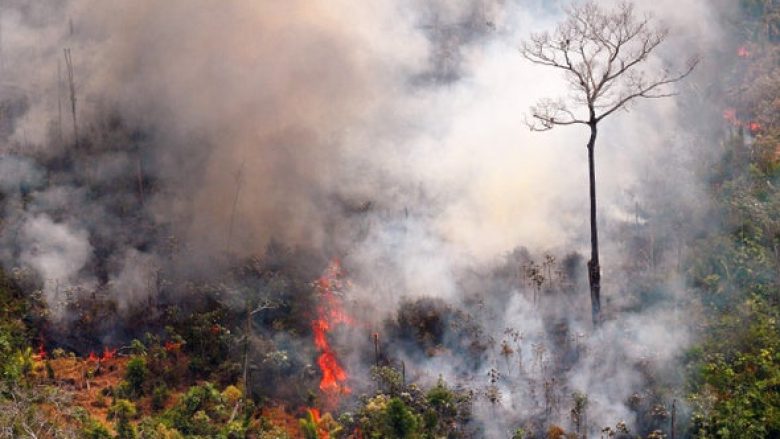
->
xmin=520 ymin=1 xmax=697 ymax=325
xmin=63 ymin=48 xmax=78 ymax=147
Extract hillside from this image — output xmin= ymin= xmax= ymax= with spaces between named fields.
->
xmin=0 ymin=1 xmax=779 ymax=438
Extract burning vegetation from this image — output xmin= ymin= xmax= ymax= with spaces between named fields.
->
xmin=0 ymin=1 xmax=779 ymax=438
xmin=311 ymin=259 xmax=352 ymax=400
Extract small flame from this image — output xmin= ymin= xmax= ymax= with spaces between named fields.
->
xmin=34 ymin=343 xmax=47 ymax=361
xmin=311 ymin=259 xmax=351 ymax=402
xmin=737 ymin=46 xmax=750 ymax=58
xmin=164 ymin=341 xmax=182 ymax=352
xmin=305 ymin=408 xmax=330 ymax=439
xmin=749 ymin=121 xmax=761 ymax=135
xmin=102 ymin=346 xmax=117 ymax=361
xmin=87 ymin=351 xmax=98 ymax=362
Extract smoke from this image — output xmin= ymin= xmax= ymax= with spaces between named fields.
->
xmin=19 ymin=214 xmax=94 ymax=305
xmin=0 ymin=0 xmax=738 ymax=435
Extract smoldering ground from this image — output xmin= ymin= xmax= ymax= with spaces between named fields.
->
xmin=0 ymin=0 xmax=740 ymax=436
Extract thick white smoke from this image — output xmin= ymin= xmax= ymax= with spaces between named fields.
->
xmin=0 ymin=0 xmax=736 ymax=435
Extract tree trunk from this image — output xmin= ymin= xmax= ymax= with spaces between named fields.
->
xmin=587 ymin=123 xmax=601 ymax=326
xmin=243 ymin=306 xmax=250 ymax=406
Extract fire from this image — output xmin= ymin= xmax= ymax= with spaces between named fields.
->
xmin=737 ymin=46 xmax=750 ymax=58
xmin=304 ymin=408 xmax=332 ymax=439
xmin=85 ymin=347 xmax=116 ymax=362
xmin=102 ymin=346 xmax=117 ymax=361
xmin=164 ymin=340 xmax=183 ymax=352
xmin=311 ymin=259 xmax=351 ymax=400
xmin=723 ymin=108 xmax=763 ymax=135
xmin=309 ymin=407 xmax=321 ymax=423
xmin=33 ymin=343 xmax=47 ymax=361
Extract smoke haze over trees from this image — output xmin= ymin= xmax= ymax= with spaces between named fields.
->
xmin=0 ymin=0 xmax=777 ymax=438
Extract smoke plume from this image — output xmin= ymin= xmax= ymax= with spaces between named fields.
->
xmin=0 ymin=0 xmax=739 ymax=435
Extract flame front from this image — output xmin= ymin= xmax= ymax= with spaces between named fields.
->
xmin=312 ymin=259 xmax=351 ymax=399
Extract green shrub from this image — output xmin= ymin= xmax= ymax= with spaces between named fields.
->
xmin=109 ymin=399 xmax=138 ymax=439
xmin=385 ymin=397 xmax=419 ymax=438
xmin=79 ymin=419 xmax=112 ymax=439
xmin=125 ymin=356 xmax=149 ymax=397
xmin=152 ymin=384 xmax=169 ymax=411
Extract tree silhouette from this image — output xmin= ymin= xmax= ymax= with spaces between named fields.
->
xmin=520 ymin=1 xmax=698 ymax=325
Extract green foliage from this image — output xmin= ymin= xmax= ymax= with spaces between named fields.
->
xmin=163 ymin=382 xmax=226 ymax=435
xmin=80 ymin=419 xmax=112 ymax=439
xmin=371 ymin=365 xmax=404 ymax=396
xmin=357 ymin=394 xmax=421 ymax=439
xmin=125 ymin=356 xmax=149 ymax=398
xmin=130 ymin=339 xmax=147 ymax=356
xmin=385 ymin=397 xmax=420 ymax=438
xmin=688 ymin=299 xmax=780 ymax=438
xmin=152 ymin=384 xmax=169 ymax=411
xmin=137 ymin=418 xmax=184 ymax=439
xmin=354 ymin=374 xmax=472 ymax=438
xmin=511 ymin=428 xmax=526 ymax=439
xmin=423 ymin=376 xmax=458 ymax=435
xmin=221 ymin=419 xmax=247 ymax=439
xmin=685 ymin=25 xmax=780 ymax=435
xmin=176 ymin=309 xmax=232 ymax=378
xmin=299 ymin=410 xmax=319 ymax=439
xmin=3 ymin=347 xmax=35 ymax=383
xmin=0 ymin=269 xmax=35 ymax=385
xmin=110 ymin=399 xmax=138 ymax=439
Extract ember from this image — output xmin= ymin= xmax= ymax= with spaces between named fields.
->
xmin=311 ymin=259 xmax=351 ymax=401
xmin=87 ymin=351 xmax=98 ymax=362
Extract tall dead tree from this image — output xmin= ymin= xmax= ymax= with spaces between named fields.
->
xmin=63 ymin=48 xmax=78 ymax=147
xmin=520 ymin=1 xmax=697 ymax=325
xmin=57 ymin=60 xmax=63 ymax=144
xmin=225 ymin=161 xmax=245 ymax=256
xmin=0 ymin=7 xmax=4 ymax=74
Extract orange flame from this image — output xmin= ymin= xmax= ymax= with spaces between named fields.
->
xmin=312 ymin=259 xmax=351 ymax=401
xmin=305 ymin=408 xmax=331 ymax=439
xmin=87 ymin=351 xmax=98 ymax=362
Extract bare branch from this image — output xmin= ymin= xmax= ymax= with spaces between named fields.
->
xmin=595 ymin=56 xmax=699 ymax=121
xmin=520 ymin=1 xmax=698 ymax=129
xmin=250 ymin=297 xmax=281 ymax=315
xmin=527 ymin=98 xmax=588 ymax=131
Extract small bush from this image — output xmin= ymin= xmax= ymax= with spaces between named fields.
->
xmin=152 ymin=384 xmax=169 ymax=411
xmin=125 ymin=356 xmax=149 ymax=397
